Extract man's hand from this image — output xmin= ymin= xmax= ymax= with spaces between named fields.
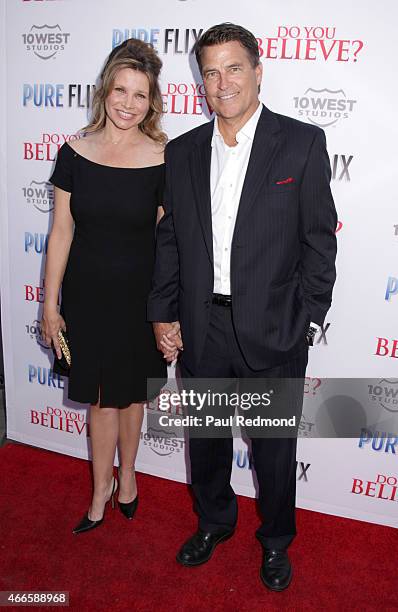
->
xmin=153 ymin=321 xmax=183 ymax=362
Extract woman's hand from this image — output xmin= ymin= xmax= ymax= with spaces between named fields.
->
xmin=41 ymin=309 xmax=66 ymax=359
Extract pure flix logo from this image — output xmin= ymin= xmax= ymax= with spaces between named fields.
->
xmin=112 ymin=28 xmax=161 ymax=49
xmin=315 ymin=324 xmax=330 ymax=345
xmin=23 ymin=83 xmax=96 ymax=108
xmin=331 ymin=155 xmax=353 ymax=181
xmin=385 ymin=277 xmax=398 ymax=302
xmin=22 ymin=24 xmax=70 ymax=60
xmin=28 ymin=364 xmax=64 ymax=389
xmin=23 ymin=180 xmax=54 ymax=213
xmin=233 ymin=449 xmax=253 ymax=469
xmin=112 ymin=28 xmax=204 ymax=54
xmin=293 ymin=88 xmax=357 ymax=128
xmin=358 ymin=429 xmax=397 ymax=454
xmin=25 ymin=232 xmax=48 ymax=255
xmin=233 ymin=453 xmax=310 ymax=481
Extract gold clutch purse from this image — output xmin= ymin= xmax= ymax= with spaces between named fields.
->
xmin=54 ymin=329 xmax=71 ymax=370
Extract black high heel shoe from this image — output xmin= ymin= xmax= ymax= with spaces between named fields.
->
xmin=73 ymin=476 xmax=118 ymax=534
xmin=117 ymin=467 xmax=139 ymax=520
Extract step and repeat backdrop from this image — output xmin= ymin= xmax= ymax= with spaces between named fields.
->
xmin=1 ymin=0 xmax=397 ymax=528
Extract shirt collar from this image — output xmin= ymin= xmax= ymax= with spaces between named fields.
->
xmin=211 ymin=101 xmax=263 ymax=148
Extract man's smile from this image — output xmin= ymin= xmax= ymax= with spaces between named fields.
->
xmin=217 ymin=92 xmax=239 ymax=100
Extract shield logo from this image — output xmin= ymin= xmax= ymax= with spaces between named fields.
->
xmin=29 ymin=24 xmax=62 ymax=60
xmin=303 ymin=88 xmax=347 ymax=128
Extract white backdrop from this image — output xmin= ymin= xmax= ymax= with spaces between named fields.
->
xmin=1 ymin=0 xmax=397 ymax=529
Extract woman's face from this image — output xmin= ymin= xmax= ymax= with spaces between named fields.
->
xmin=105 ymin=67 xmax=151 ymax=131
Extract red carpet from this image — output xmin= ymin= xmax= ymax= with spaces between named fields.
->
xmin=0 ymin=442 xmax=396 ymax=611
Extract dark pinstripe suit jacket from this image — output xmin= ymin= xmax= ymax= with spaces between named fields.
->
xmin=147 ymin=104 xmax=337 ymax=371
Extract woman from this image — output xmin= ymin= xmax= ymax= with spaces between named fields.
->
xmin=42 ymin=39 xmax=168 ymax=534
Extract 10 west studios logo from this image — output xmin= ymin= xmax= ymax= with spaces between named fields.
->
xmin=22 ymin=180 xmax=54 ymax=213
xmin=140 ymin=427 xmax=184 ymax=457
xmin=22 ymin=24 xmax=70 ymax=59
xmin=26 ymin=319 xmax=49 ymax=350
xmin=368 ymin=379 xmax=398 ymax=414
xmin=293 ymin=88 xmax=357 ymax=128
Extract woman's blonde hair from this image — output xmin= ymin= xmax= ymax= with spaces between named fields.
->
xmin=84 ymin=38 xmax=166 ymax=145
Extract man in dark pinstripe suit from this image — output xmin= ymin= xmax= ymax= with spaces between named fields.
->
xmin=148 ymin=23 xmax=337 ymax=591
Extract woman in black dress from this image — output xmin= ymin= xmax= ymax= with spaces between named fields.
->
xmin=42 ymin=39 xmax=170 ymax=533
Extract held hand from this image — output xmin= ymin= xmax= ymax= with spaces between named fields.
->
xmin=162 ymin=323 xmax=183 ymax=362
xmin=153 ymin=321 xmax=183 ymax=362
xmin=42 ymin=309 xmax=66 ymax=359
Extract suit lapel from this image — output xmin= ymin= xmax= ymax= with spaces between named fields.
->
xmin=189 ymin=122 xmax=214 ymax=263
xmin=233 ymin=106 xmax=282 ymax=239
xmin=188 ymin=107 xmax=282 ymax=262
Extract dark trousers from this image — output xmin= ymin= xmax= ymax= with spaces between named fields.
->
xmin=179 ymin=303 xmax=308 ymax=550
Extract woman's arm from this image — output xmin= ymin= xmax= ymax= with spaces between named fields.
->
xmin=42 ymin=186 xmax=74 ymax=357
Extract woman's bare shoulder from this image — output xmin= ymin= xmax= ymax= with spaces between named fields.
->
xmin=141 ymin=136 xmax=166 ymax=164
xmin=67 ymin=130 xmax=101 ymax=155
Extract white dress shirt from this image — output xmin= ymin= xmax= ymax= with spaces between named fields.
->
xmin=210 ymin=102 xmax=262 ymax=295
xmin=209 ymin=102 xmax=320 ymax=336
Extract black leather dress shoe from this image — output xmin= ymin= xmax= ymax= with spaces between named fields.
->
xmin=260 ymin=549 xmax=292 ymax=591
xmin=176 ymin=529 xmax=234 ymax=566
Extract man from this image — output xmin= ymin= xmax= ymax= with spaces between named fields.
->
xmin=148 ymin=23 xmax=337 ymax=591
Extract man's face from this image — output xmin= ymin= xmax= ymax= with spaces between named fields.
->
xmin=201 ymin=40 xmax=262 ymax=123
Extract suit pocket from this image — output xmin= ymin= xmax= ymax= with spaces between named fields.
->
xmin=265 ymin=184 xmax=298 ymax=195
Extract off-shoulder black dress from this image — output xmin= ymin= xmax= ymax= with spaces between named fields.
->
xmin=50 ymin=142 xmax=166 ymax=407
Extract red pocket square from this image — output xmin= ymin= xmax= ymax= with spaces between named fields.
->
xmin=275 ymin=177 xmax=295 ymax=185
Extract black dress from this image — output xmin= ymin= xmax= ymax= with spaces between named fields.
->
xmin=49 ymin=142 xmax=167 ymax=407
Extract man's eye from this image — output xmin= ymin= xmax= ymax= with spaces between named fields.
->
xmin=206 ymin=72 xmax=217 ymax=79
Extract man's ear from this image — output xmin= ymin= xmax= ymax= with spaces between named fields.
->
xmin=256 ymin=62 xmax=263 ymax=94
xmin=255 ymin=62 xmax=263 ymax=87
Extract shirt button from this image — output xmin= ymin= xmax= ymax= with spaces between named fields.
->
xmin=224 ymin=247 xmax=228 ymax=251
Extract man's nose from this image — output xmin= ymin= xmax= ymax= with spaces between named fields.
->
xmin=217 ymin=71 xmax=230 ymax=90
